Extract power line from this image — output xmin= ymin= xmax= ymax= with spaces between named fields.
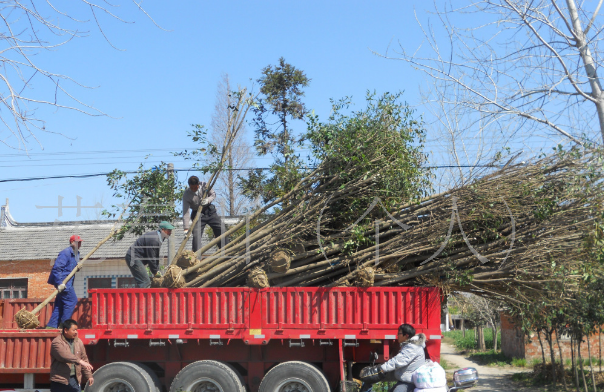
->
xmin=0 ymin=164 xmax=502 ymax=184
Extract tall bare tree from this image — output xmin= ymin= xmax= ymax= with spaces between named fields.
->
xmin=0 ymin=1 xmax=161 ymax=152
xmin=420 ymin=80 xmax=499 ymax=190
xmin=450 ymin=293 xmax=502 ymax=350
xmin=210 ymin=74 xmax=256 ymax=216
xmin=388 ymin=0 xmax=604 ymax=146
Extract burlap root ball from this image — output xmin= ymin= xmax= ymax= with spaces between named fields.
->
xmin=355 ymin=267 xmax=375 ymax=287
xmin=150 ymin=275 xmax=164 ymax=288
xmin=247 ymin=268 xmax=270 ymax=288
xmin=384 ymin=262 xmax=400 ymax=274
xmin=15 ymin=308 xmax=40 ymax=329
xmin=162 ymin=265 xmax=186 ymax=288
xmin=268 ymin=249 xmax=292 ymax=274
xmin=287 ymin=243 xmax=305 ymax=255
xmin=176 ymin=250 xmax=199 ymax=269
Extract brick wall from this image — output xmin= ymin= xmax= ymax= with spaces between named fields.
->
xmin=0 ymin=257 xmax=145 ymax=299
xmin=0 ymin=259 xmax=54 ymax=298
xmin=524 ymin=332 xmax=603 ymax=361
xmin=501 ymin=313 xmax=526 ymax=359
xmin=501 ymin=312 xmax=604 ymax=361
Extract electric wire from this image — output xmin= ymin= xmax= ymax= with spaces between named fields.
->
xmin=0 ymin=164 xmax=504 ymax=183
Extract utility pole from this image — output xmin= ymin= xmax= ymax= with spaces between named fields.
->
xmin=167 ymin=163 xmax=175 ymax=264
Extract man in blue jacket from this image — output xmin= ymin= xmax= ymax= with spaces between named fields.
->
xmin=47 ymin=235 xmax=83 ymax=329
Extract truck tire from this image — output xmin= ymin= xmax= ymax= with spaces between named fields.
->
xmin=85 ymin=361 xmax=156 ymax=392
xmin=169 ymin=360 xmax=245 ymax=392
xmin=133 ymin=362 xmax=162 ymax=392
xmin=258 ymin=361 xmax=331 ymax=392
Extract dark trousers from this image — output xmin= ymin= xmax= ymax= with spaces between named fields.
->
xmin=50 ymin=376 xmax=80 ymax=392
xmin=125 ymin=253 xmax=151 ymax=288
xmin=191 ymin=210 xmax=227 ymax=252
xmin=47 ymin=286 xmax=77 ymax=328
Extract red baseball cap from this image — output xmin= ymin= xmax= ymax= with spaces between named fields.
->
xmin=70 ymin=235 xmax=83 ymax=242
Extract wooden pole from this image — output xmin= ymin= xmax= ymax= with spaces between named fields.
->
xmin=29 ymin=230 xmax=118 ymax=316
xmin=170 ymin=118 xmax=245 ymax=266
xmin=15 ymin=206 xmax=127 ymax=329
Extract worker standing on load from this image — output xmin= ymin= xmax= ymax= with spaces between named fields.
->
xmin=360 ymin=323 xmax=426 ymax=392
xmin=182 ymin=175 xmax=225 ymax=252
xmin=125 ymin=221 xmax=174 ymax=288
xmin=46 ymin=235 xmax=83 ymax=329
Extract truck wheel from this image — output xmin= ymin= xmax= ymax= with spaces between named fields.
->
xmin=133 ymin=362 xmax=162 ymax=392
xmin=85 ymin=361 xmax=156 ymax=392
xmin=259 ymin=361 xmax=330 ymax=392
xmin=169 ymin=360 xmax=245 ymax=392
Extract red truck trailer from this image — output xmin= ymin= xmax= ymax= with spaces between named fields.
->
xmin=0 ymin=286 xmax=442 ymax=392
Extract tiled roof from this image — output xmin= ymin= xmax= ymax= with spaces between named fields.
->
xmin=0 ymin=202 xmax=242 ymax=261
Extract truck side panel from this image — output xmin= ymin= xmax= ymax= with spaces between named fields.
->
xmin=92 ymin=288 xmax=249 ymax=329
xmin=0 ymin=287 xmax=442 ymax=391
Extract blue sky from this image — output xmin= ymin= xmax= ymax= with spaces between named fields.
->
xmin=0 ymin=1 xmax=555 ymax=222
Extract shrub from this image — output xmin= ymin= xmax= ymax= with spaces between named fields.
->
xmin=512 ymin=358 xmax=527 ymax=367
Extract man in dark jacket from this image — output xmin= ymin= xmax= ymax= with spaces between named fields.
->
xmin=50 ymin=319 xmax=94 ymax=392
xmin=182 ymin=175 xmax=225 ymax=252
xmin=47 ymin=235 xmax=83 ymax=329
xmin=125 ymin=221 xmax=174 ymax=288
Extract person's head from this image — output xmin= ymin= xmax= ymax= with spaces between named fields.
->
xmin=61 ymin=319 xmax=78 ymax=339
xmin=159 ymin=221 xmax=174 ymax=238
xmin=398 ymin=323 xmax=416 ymax=344
xmin=188 ymin=176 xmax=200 ymax=192
xmin=69 ymin=235 xmax=83 ymax=250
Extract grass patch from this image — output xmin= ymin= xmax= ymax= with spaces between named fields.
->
xmin=443 ymin=328 xmax=501 ymax=351
xmin=440 ymin=358 xmax=450 ymax=370
xmin=510 ymin=363 xmax=604 ymax=390
xmin=511 ymin=372 xmax=532 ymax=382
xmin=468 ymin=349 xmax=512 ymax=367
xmin=511 ymin=357 xmax=527 ymax=367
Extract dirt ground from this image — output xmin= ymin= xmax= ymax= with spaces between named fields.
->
xmin=440 ymin=342 xmax=548 ymax=392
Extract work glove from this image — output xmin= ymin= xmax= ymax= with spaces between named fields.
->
xmin=57 ymin=284 xmax=66 ymax=293
xmin=359 ymin=365 xmax=387 ymax=384
xmin=201 ymin=198 xmax=210 ymax=206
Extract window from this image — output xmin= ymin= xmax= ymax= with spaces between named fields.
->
xmin=0 ymin=278 xmax=27 ymax=299
xmin=88 ymin=277 xmax=112 ymax=289
xmin=117 ymin=277 xmax=136 ymax=288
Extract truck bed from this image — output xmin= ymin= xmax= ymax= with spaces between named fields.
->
xmin=0 ymin=287 xmax=442 ymax=390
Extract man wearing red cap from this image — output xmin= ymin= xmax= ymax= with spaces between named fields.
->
xmin=46 ymin=235 xmax=83 ymax=329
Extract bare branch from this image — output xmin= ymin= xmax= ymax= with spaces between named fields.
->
xmin=0 ymin=1 xmax=163 ymax=152
xmin=583 ymin=0 xmax=603 ymax=35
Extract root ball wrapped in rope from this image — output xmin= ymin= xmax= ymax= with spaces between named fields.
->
xmin=247 ymin=268 xmax=270 ymax=288
xmin=162 ymin=265 xmax=186 ymax=288
xmin=15 ymin=308 xmax=39 ymax=329
xmin=268 ymin=249 xmax=293 ymax=273
xmin=176 ymin=250 xmax=199 ymax=269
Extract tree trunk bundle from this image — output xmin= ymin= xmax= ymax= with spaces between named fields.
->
xmin=175 ymin=149 xmax=602 ymax=306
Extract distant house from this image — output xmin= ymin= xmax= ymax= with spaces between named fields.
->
xmin=0 ymin=199 xmax=240 ymax=299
